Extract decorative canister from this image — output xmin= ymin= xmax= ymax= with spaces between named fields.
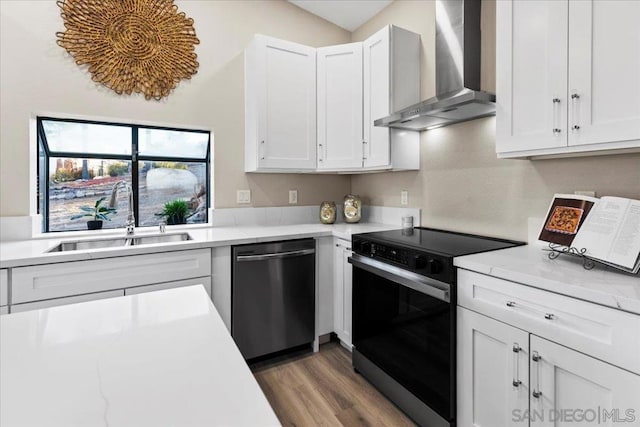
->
xmin=319 ymin=201 xmax=337 ymax=224
xmin=343 ymin=194 xmax=362 ymax=223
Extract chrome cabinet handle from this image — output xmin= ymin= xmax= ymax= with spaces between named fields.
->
xmin=506 ymin=301 xmax=516 ymax=307
xmin=532 ymin=351 xmax=542 ymax=398
xmin=571 ymin=92 xmax=580 ymax=131
xmin=318 ymin=143 xmax=323 ymax=162
xmin=260 ymin=140 xmax=265 ymax=160
xmin=552 ymin=97 xmax=561 ymax=134
xmin=362 ymin=140 xmax=368 ymax=160
xmin=512 ymin=344 xmax=522 ymax=387
xmin=544 ymin=313 xmax=555 ymax=320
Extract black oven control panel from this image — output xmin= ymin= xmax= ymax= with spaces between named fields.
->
xmin=352 ymin=236 xmax=454 ymax=283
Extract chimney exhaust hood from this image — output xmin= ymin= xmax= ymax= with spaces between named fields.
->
xmin=375 ymin=0 xmax=495 ymax=131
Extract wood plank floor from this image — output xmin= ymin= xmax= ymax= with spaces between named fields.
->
xmin=252 ymin=342 xmax=416 ymax=427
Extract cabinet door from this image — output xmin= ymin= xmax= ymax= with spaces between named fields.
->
xmin=10 ymin=290 xmax=124 ymax=313
xmin=496 ymin=0 xmax=569 ymax=153
xmin=317 ymin=43 xmax=363 ymax=171
xmin=333 ymin=239 xmax=352 ymax=348
xmin=246 ymin=35 xmax=317 ymax=171
xmin=125 ymin=277 xmax=211 ymax=298
xmin=316 ymin=237 xmax=334 ymax=336
xmin=0 ymin=269 xmax=7 ymax=307
xmin=363 ymin=26 xmax=391 ymax=169
xmin=568 ymin=0 xmax=640 ymax=147
xmin=530 ymin=335 xmax=640 ymax=427
xmin=458 ymin=307 xmax=529 ymax=427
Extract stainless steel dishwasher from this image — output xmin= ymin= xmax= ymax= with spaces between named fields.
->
xmin=232 ymin=239 xmax=315 ymax=360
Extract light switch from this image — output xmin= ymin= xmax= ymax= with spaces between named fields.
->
xmin=401 ymin=190 xmax=408 ymax=205
xmin=237 ymin=190 xmax=251 ymax=204
xmin=289 ymin=190 xmax=298 ymax=204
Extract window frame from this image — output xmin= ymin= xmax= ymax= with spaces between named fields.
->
xmin=37 ymin=116 xmax=211 ymax=233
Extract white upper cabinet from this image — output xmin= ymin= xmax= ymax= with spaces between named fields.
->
xmin=363 ymin=26 xmax=421 ymax=170
xmin=244 ymin=27 xmax=420 ymax=173
xmin=567 ymin=0 xmax=640 ymax=148
xmin=245 ymin=35 xmax=317 ymax=172
xmin=317 ymin=43 xmax=364 ymax=171
xmin=496 ymin=0 xmax=640 ymax=158
xmin=496 ymin=0 xmax=569 ymax=154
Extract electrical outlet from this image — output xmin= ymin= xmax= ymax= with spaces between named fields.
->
xmin=289 ymin=190 xmax=298 ymax=204
xmin=237 ymin=190 xmax=251 ymax=204
xmin=401 ymin=190 xmax=408 ymax=205
xmin=574 ymin=190 xmax=596 ymax=198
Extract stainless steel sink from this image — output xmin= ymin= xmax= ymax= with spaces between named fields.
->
xmin=47 ymin=233 xmax=193 ymax=252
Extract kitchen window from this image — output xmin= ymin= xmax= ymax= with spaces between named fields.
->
xmin=37 ymin=117 xmax=211 ymax=232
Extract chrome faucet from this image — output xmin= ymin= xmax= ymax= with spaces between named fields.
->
xmin=108 ymin=181 xmax=135 ymax=236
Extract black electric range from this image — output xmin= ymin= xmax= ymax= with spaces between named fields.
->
xmin=349 ymin=228 xmax=524 ymax=427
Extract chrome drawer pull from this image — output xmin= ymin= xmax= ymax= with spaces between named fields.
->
xmin=544 ymin=313 xmax=555 ymax=320
xmin=506 ymin=301 xmax=516 ymax=307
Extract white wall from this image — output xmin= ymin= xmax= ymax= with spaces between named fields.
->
xmin=0 ymin=0 xmax=352 ymax=217
xmin=350 ymin=0 xmax=640 ymax=241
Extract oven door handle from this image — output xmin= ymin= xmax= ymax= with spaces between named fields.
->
xmin=348 ymin=254 xmax=451 ymax=303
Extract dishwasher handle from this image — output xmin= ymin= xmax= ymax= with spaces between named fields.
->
xmin=236 ymin=248 xmax=315 ymax=262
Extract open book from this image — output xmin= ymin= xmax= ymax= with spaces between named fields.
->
xmin=538 ymin=194 xmax=640 ymax=274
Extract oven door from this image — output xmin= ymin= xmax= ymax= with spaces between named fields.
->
xmin=350 ymin=253 xmax=454 ymax=423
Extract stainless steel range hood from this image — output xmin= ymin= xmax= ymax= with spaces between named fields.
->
xmin=375 ymin=0 xmax=495 ymax=131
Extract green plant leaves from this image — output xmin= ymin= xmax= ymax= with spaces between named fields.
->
xmin=71 ymin=197 xmax=116 ymax=221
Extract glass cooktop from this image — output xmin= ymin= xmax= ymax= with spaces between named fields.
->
xmin=358 ymin=227 xmax=525 ymax=257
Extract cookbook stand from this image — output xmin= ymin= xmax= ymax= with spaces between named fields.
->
xmin=545 ymin=243 xmax=596 ymax=270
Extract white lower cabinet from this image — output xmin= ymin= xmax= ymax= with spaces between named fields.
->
xmin=458 ymin=306 xmax=640 ymax=427
xmin=0 ymin=269 xmax=8 ymax=307
xmin=333 ymin=238 xmax=352 ymax=349
xmin=10 ymin=290 xmax=124 ymax=313
xmin=125 ymin=277 xmax=212 ymax=297
xmin=530 ymin=335 xmax=640 ymax=427
xmin=457 ymin=307 xmax=529 ymax=427
xmin=316 ymin=237 xmax=334 ymax=336
xmin=211 ymin=246 xmax=231 ymax=331
xmin=11 ymin=249 xmax=211 ymax=304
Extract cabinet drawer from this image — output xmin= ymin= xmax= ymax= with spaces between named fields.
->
xmin=12 ymin=249 xmax=211 ymax=304
xmin=11 ymin=290 xmax=124 ymax=313
xmin=125 ymin=277 xmax=212 ymax=298
xmin=0 ymin=269 xmax=8 ymax=306
xmin=458 ymin=269 xmax=640 ymax=374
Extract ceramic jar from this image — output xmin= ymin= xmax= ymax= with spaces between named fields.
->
xmin=343 ymin=194 xmax=362 ymax=223
xmin=319 ymin=201 xmax=337 ymax=224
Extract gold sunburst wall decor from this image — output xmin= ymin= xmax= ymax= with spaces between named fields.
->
xmin=56 ymin=0 xmax=200 ymax=100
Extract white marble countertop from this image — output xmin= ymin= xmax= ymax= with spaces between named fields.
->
xmin=0 ymin=222 xmax=396 ymax=268
xmin=0 ymin=285 xmax=280 ymax=427
xmin=454 ymin=245 xmax=640 ymax=315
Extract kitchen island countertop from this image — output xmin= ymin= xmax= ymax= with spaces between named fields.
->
xmin=0 ymin=285 xmax=280 ymax=427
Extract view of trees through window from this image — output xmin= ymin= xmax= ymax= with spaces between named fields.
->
xmin=38 ymin=118 xmax=211 ymax=232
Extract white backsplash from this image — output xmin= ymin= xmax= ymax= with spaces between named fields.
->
xmin=210 ymin=205 xmax=420 ymax=227
xmin=0 ymin=215 xmax=41 ymax=242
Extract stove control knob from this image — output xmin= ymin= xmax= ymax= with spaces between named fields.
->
xmin=426 ymin=259 xmax=443 ymax=274
xmin=414 ymin=255 xmax=427 ymax=269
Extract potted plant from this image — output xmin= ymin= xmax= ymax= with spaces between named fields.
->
xmin=70 ymin=197 xmax=117 ymax=230
xmin=157 ymin=199 xmax=190 ymax=225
